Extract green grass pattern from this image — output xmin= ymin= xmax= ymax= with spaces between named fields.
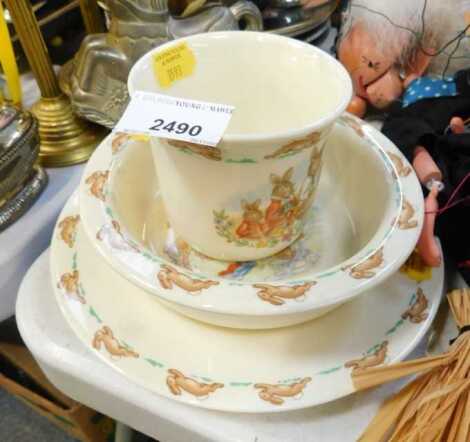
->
xmin=144 ymin=358 xmax=164 ymax=368
xmin=224 ymin=158 xmax=257 ymax=164
xmin=317 ymin=366 xmax=342 ymax=375
xmin=89 ymin=306 xmax=102 ymax=323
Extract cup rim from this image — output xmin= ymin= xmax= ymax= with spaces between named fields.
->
xmin=127 ymin=31 xmax=353 ymax=143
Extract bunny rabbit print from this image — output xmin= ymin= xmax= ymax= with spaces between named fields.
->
xmin=213 ymin=156 xmax=322 ymax=249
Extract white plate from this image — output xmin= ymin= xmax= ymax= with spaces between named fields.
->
xmin=51 ymin=192 xmax=443 ymax=412
xmin=78 ymin=114 xmax=424 ymax=329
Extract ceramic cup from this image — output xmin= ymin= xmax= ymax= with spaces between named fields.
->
xmin=128 ymin=31 xmax=352 ymax=261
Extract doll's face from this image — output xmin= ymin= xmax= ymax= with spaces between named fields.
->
xmin=338 ymin=25 xmax=405 ymax=109
xmin=365 ymin=68 xmax=405 ymax=109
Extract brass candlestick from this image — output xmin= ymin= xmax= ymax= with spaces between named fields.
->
xmin=5 ymin=0 xmax=106 ymax=167
xmin=79 ymin=0 xmax=105 ymax=34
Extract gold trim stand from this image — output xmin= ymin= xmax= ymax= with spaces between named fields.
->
xmin=5 ymin=0 xmax=106 ymax=167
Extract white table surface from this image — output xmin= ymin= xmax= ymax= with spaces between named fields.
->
xmin=16 ymin=250 xmax=462 ymax=442
xmin=0 ymin=68 xmax=86 ymax=321
xmin=0 ymin=165 xmax=84 ymax=322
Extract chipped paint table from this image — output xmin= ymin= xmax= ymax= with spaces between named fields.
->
xmin=16 ymin=250 xmax=456 ymax=442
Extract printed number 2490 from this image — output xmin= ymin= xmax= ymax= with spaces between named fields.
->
xmin=149 ymin=119 xmax=202 ymax=136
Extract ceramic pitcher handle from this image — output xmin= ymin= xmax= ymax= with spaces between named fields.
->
xmin=229 ymin=1 xmax=264 ymax=31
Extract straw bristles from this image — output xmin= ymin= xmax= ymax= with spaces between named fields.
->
xmin=359 ymin=288 xmax=470 ymax=442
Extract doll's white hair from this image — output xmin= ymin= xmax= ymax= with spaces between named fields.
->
xmin=340 ymin=0 xmax=470 ymax=75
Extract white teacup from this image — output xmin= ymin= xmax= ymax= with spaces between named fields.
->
xmin=128 ymin=31 xmax=352 ymax=261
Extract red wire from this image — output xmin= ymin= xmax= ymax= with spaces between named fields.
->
xmin=425 ymin=171 xmax=470 ymax=216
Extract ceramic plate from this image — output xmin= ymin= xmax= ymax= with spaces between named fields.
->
xmin=52 ymin=192 xmax=443 ymax=412
xmin=78 ymin=115 xmax=424 ymax=321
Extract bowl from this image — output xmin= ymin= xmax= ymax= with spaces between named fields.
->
xmin=79 ymin=114 xmax=424 ymax=329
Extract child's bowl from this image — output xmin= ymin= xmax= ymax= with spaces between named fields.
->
xmin=79 ymin=115 xmax=423 ymax=329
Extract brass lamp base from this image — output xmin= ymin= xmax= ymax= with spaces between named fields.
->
xmin=32 ymin=95 xmax=107 ymax=167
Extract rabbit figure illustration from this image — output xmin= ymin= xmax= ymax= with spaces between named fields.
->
xmin=236 ymin=199 xmax=266 ymax=240
xmin=265 ymin=167 xmax=299 ymax=235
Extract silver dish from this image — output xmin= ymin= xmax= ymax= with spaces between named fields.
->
xmin=265 ymin=0 xmax=335 ymax=36
xmin=0 ymin=165 xmax=48 ymax=232
xmin=0 ymin=106 xmax=40 ymax=199
xmin=0 ymin=105 xmax=48 ymax=232
xmin=266 ymin=0 xmax=301 ymax=9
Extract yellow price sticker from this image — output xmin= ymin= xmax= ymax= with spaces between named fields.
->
xmin=153 ymin=42 xmax=196 ymax=89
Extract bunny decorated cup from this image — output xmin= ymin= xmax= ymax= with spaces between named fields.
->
xmin=128 ymin=32 xmax=352 ymax=261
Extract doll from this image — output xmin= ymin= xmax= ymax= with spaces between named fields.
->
xmin=337 ymin=0 xmax=469 ymax=118
xmin=337 ymin=0 xmax=470 ymax=279
xmin=381 ymin=69 xmax=470 ymax=282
